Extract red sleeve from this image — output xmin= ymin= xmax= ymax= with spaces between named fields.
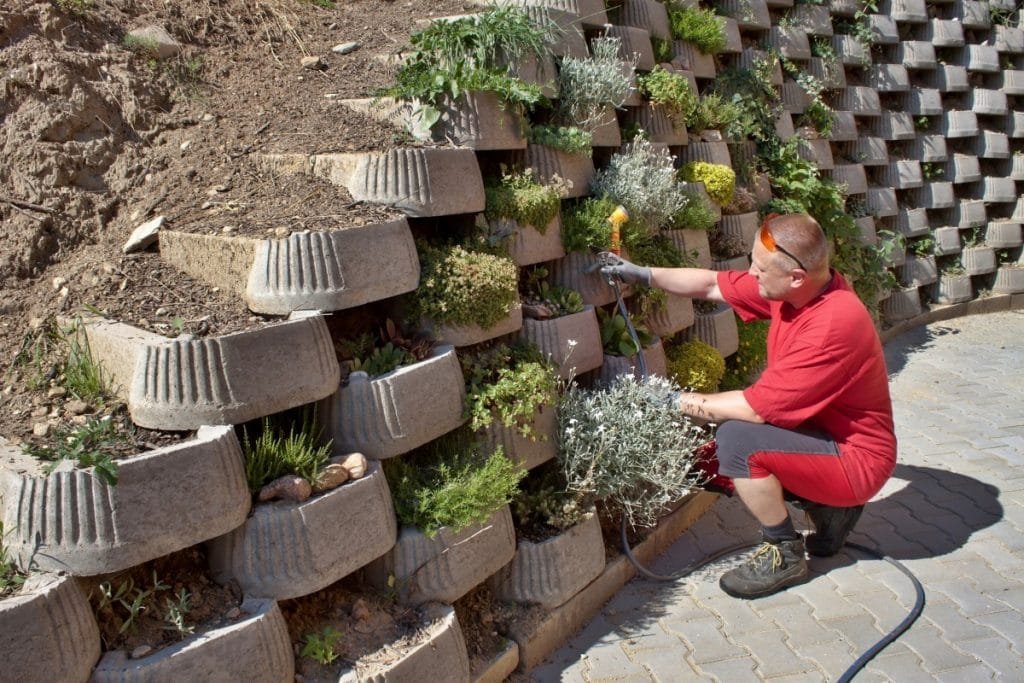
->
xmin=743 ymin=340 xmax=848 ymax=428
xmin=716 ymin=270 xmax=771 ymax=322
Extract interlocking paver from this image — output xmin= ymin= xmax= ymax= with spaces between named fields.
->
xmin=536 ymin=311 xmax=1024 ymax=682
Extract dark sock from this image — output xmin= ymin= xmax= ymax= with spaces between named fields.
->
xmin=762 ymin=515 xmax=799 ymax=542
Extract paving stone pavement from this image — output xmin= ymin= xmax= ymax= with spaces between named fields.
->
xmin=533 ymin=310 xmax=1024 ymax=682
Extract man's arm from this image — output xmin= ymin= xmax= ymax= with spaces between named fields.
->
xmin=649 ymin=267 xmax=725 ymax=302
xmin=677 ymin=389 xmax=765 ymax=424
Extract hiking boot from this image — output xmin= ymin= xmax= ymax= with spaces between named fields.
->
xmin=805 ymin=504 xmax=864 ymax=557
xmin=719 ymin=537 xmax=809 ymax=599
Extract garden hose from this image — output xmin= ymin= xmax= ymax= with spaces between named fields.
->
xmin=602 ymin=274 xmax=926 ymax=681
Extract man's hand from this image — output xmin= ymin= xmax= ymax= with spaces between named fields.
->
xmin=598 ymin=253 xmax=652 ymax=287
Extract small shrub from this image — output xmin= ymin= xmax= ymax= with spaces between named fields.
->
xmin=598 ymin=308 xmax=654 ymax=357
xmin=560 ymin=196 xmax=625 ymax=252
xmin=163 ymin=589 xmax=195 ymax=638
xmin=122 ymin=34 xmax=161 ymax=57
xmin=679 ymin=161 xmax=736 ymax=206
xmin=671 ymin=192 xmax=718 ymax=232
xmin=461 ymin=341 xmax=559 ymax=438
xmin=667 ymin=6 xmax=727 ymax=55
xmin=527 ymin=124 xmax=593 ymax=156
xmin=637 ymin=66 xmax=697 ymax=127
xmin=651 ymin=36 xmax=673 ymax=63
xmin=592 ymin=137 xmax=688 ymax=231
xmin=721 ymin=317 xmax=769 ymax=390
xmin=686 ymin=92 xmax=739 ymax=133
xmin=708 ymin=227 xmax=748 ymax=259
xmin=666 ymin=339 xmax=726 ymax=393
xmin=414 ymin=240 xmax=518 ymax=329
xmin=241 ymin=411 xmax=331 ymax=494
xmin=553 ymin=36 xmax=634 ymax=131
xmin=520 ymin=266 xmax=585 ymax=318
xmin=512 ymin=463 xmax=590 ymax=533
xmin=484 ymin=168 xmax=562 ymax=230
xmin=301 ymin=626 xmax=343 ymax=665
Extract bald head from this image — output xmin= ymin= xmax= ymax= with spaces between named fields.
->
xmin=762 ymin=213 xmax=830 ymax=275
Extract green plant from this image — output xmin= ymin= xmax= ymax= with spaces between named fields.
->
xmin=527 ymin=124 xmax=593 ymax=155
xmin=558 ymin=374 xmax=709 ymax=528
xmin=637 ymin=66 xmax=697 ymax=127
xmin=679 ymin=161 xmax=736 ymax=206
xmin=910 ymin=237 xmax=935 ymax=257
xmin=940 ymin=258 xmax=966 ymax=276
xmin=512 ymin=463 xmax=589 ymax=532
xmin=712 ymin=59 xmax=781 ymax=142
xmin=484 ymin=167 xmax=562 ymax=229
xmin=0 ymin=523 xmax=26 ymax=598
xmin=667 ymin=5 xmax=727 ymax=55
xmin=665 ymin=339 xmax=726 ymax=393
xmin=122 ymin=34 xmax=162 ymax=57
xmin=102 ymin=571 xmax=170 ymax=636
xmin=306 ymin=0 xmax=335 ymax=7
xmin=384 ymin=431 xmax=525 ymax=537
xmin=414 ymin=240 xmax=518 ymax=329
xmin=780 ymin=56 xmax=834 ymax=137
xmin=352 ymin=343 xmax=415 ymax=378
xmin=22 ymin=416 xmax=126 ymax=486
xmin=708 ymin=227 xmax=748 ymax=259
xmin=341 ymin=320 xmax=434 ymax=379
xmin=241 ymin=410 xmax=331 ymax=494
xmin=163 ymin=589 xmax=195 ymax=638
xmin=592 ymin=137 xmax=688 ymax=231
xmin=56 ymin=0 xmax=93 ymax=14
xmin=552 ymin=35 xmax=634 ymax=131
xmin=671 ymin=191 xmax=718 ymax=231
xmin=301 ymin=626 xmax=343 ymax=665
xmin=686 ymin=92 xmax=739 ymax=133
xmin=461 ymin=341 xmax=558 ymax=438
xmin=652 ymin=36 xmax=673 ymax=63
xmin=597 ymin=308 xmax=654 ymax=357
xmin=62 ymin=330 xmax=107 ymax=403
xmin=520 ymin=266 xmax=585 ymax=318
xmin=561 ymin=196 xmax=626 ymax=252
xmin=921 ymin=161 xmax=943 ymax=181
xmin=721 ymin=317 xmax=770 ymax=390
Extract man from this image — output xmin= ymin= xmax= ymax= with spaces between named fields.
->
xmin=601 ymin=213 xmax=897 ymax=599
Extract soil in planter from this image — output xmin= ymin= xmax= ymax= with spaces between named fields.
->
xmin=280 ymin=575 xmax=443 ymax=681
xmin=81 ymin=545 xmax=243 ymax=657
xmin=453 ymin=584 xmax=518 ymax=674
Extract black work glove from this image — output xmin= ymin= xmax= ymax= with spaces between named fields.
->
xmin=598 ymin=253 xmax=652 ymax=287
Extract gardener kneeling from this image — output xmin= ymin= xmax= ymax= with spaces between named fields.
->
xmin=601 ymin=213 xmax=896 ymax=599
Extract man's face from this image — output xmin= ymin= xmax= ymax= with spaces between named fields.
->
xmin=748 ymin=241 xmax=795 ymax=300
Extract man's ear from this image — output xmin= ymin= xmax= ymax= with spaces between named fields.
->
xmin=789 ymin=269 xmax=808 ymax=289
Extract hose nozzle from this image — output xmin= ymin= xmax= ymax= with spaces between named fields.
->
xmin=607 ymin=205 xmax=629 ymax=256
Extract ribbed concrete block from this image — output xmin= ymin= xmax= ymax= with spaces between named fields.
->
xmin=963 ymin=246 xmax=997 ymax=275
xmin=828 ymin=0 xmax=859 ymax=17
xmin=933 ymin=226 xmax=961 ymax=256
xmin=828 ymin=111 xmax=858 ymax=141
xmin=880 ymin=0 xmax=927 ymax=23
xmin=596 ymin=339 xmax=668 ymax=385
xmin=909 ymin=134 xmax=947 ymax=163
xmin=955 ymin=199 xmax=989 ymax=228
xmin=775 ymin=110 xmax=795 ymax=139
xmin=832 ymin=35 xmax=870 ymax=66
xmin=931 ymin=273 xmax=973 ymax=304
xmin=480 ymin=405 xmax=557 ymax=471
xmin=965 ymin=44 xmax=1000 ymax=73
xmin=903 ymin=88 xmax=942 ymax=116
xmin=686 ymin=303 xmax=739 ymax=357
xmin=882 ymin=242 xmax=906 ymax=268
xmin=870 ymin=15 xmax=901 ymax=44
xmin=797 ymin=138 xmax=834 ymax=169
xmin=678 ymin=141 xmax=732 ymax=166
xmin=77 ymin=317 xmax=165 ymax=400
xmin=207 ymin=461 xmax=395 ymax=600
xmin=591 ymin=106 xmax=624 ymax=145
xmin=511 ymin=52 xmax=559 ymax=99
xmin=623 ymin=104 xmax=687 ymax=145
xmin=721 ymin=17 xmax=743 ymax=53
xmin=548 ymin=250 xmax=620 ymax=307
xmin=322 ymin=345 xmax=465 ymax=460
xmin=847 ymin=137 xmax=889 ymax=166
xmin=836 ymin=86 xmax=881 ymax=116
xmin=969 ymin=89 xmax=1009 ymax=116
xmin=930 ymin=64 xmax=969 ymax=93
xmin=719 ymin=212 xmax=759 ymax=251
xmin=491 ymin=512 xmax=604 ymax=609
xmin=2 ymin=426 xmax=249 ymax=576
xmin=993 ymin=266 xmax=1024 ymax=293
xmin=738 ymin=48 xmax=784 ymax=85
xmin=92 ymin=598 xmax=293 ymax=683
xmin=1009 ymin=111 xmax=1024 ymax=138
xmin=866 ymin=186 xmax=899 ymax=217
xmin=780 ymin=81 xmax=810 ymax=114
xmin=948 ymin=153 xmax=981 ymax=184
xmin=128 ymin=314 xmax=339 ymax=431
xmin=510 ymin=144 xmax=594 ymax=199
xmin=768 ymin=26 xmax=811 ymax=60
xmin=434 ymin=91 xmax=527 ymax=150
xmin=717 ymin=0 xmax=770 ymax=29
xmin=943 ymin=110 xmax=979 ymax=138
xmin=808 ymin=57 xmax=846 ymax=90
xmin=1000 ymin=70 xmax=1024 ymax=95
xmin=956 ymin=0 xmax=991 ymax=29
xmin=792 ymin=4 xmax=833 ymax=35
xmin=519 ymin=305 xmax=603 ymax=379
xmin=986 ymin=221 xmax=1023 ymax=249
xmin=665 ymin=227 xmax=712 ymax=268
xmin=369 ymin=506 xmax=516 ymax=605
xmin=672 ymin=41 xmax=716 ymax=79
xmin=983 ymin=177 xmax=1017 ymax=203
xmin=492 ymin=216 xmax=565 ymax=266
xmin=855 ymin=215 xmax=877 ymax=245
xmin=869 ymin=63 xmax=910 ymax=92
xmin=882 ymin=286 xmax=922 ymax=321
xmin=509 ymin=0 xmax=607 ymax=29
xmin=882 ymin=160 xmax=923 ymax=189
xmin=0 ymin=574 xmax=99 ymax=683
xmin=1011 ymin=153 xmax=1024 ymax=180
xmin=620 ymin=0 xmax=671 ymax=41
xmin=831 ymin=163 xmax=868 ymax=195
xmin=338 ymin=604 xmax=470 ymax=682
xmin=914 ymin=181 xmax=955 ymax=209
xmin=518 ymin=6 xmax=587 ymax=58
xmin=872 ymin=111 xmax=916 ymax=140
xmin=978 ymin=131 xmax=1010 ymax=159
xmin=426 ymin=304 xmax=523 ymax=348
xmin=605 ymin=25 xmax=655 ymax=71
xmin=640 ymin=294 xmax=695 ymax=338
xmin=995 ymin=25 xmax=1024 ymax=53
xmin=924 ymin=19 xmax=964 ymax=48
xmin=899 ymin=254 xmax=938 ymax=287
xmin=896 ymin=207 xmax=930 ymax=237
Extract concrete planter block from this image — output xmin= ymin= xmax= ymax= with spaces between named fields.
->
xmin=956 ymin=199 xmax=989 ymax=228
xmin=1000 ymin=70 xmax=1024 ymax=95
xmin=717 ymin=0 xmax=771 ymax=29
xmin=480 ymin=405 xmax=558 ymax=471
xmin=686 ymin=303 xmax=739 ymax=357
xmin=968 ymin=89 xmax=1008 ymax=116
xmin=0 ymin=574 xmax=100 ymax=683
xmin=809 ymin=57 xmax=846 ymax=90
xmin=426 ymin=304 xmax=523 ymax=348
xmin=1013 ymin=154 xmax=1024 ymax=181
xmin=720 ymin=212 xmax=759 ymax=251
xmin=262 ymin=148 xmax=484 ymax=217
xmin=323 ymin=345 xmax=465 ymax=460
xmin=780 ymin=81 xmax=811 ymax=114
xmin=930 ymin=64 xmax=969 ymax=93
xmin=899 ymin=254 xmax=938 ymax=287
xmin=829 ymin=0 xmax=859 ymax=17
xmin=548 ymin=250 xmax=621 ymax=307
xmin=943 ymin=110 xmax=979 ymax=138
xmin=833 ymin=35 xmax=870 ymax=66
xmin=605 ymin=25 xmax=655 ymax=71
xmin=160 ymin=220 xmax=420 ymax=316
xmin=711 ymin=255 xmax=751 ymax=272
xmin=924 ymin=19 xmax=964 ymax=48
xmin=986 ymin=222 xmax=1023 ymax=249
xmin=678 ymin=141 xmax=731 ymax=166
xmin=683 ymin=182 xmax=722 ymax=222
xmin=665 ymin=227 xmax=712 ymax=268
xmin=2 ymin=426 xmax=249 ymax=576
xmin=993 ymin=266 xmax=1024 ymax=293
xmin=914 ymin=181 xmax=955 ymax=209
xmin=511 ymin=144 xmax=593 ymax=198
xmin=866 ymin=186 xmax=899 ymax=217
xmin=766 ymin=0 xmax=793 ymax=7
xmin=948 ymin=153 xmax=982 ymax=184
xmin=515 ymin=0 xmax=607 ymax=29
xmin=896 ymin=207 xmax=930 ymax=237
xmin=792 ymin=5 xmax=833 ymax=35
xmin=518 ymin=6 xmax=587 ymax=58
xmin=869 ymin=15 xmax=901 ymax=44
xmin=965 ymin=45 xmax=1000 ymax=73
xmin=510 ymin=52 xmax=558 ymax=99
xmin=620 ymin=0 xmax=671 ymax=41
xmin=903 ymin=88 xmax=942 ymax=116
xmin=979 ymin=131 xmax=1010 ymax=159
xmin=995 ymin=25 xmax=1024 ymax=53
xmin=623 ymin=104 xmax=687 ymax=145
xmin=769 ymin=26 xmax=812 ymax=60
xmin=983 ymin=177 xmax=1017 ymax=203
xmin=882 ymin=160 xmax=923 ymax=189
xmin=739 ymin=48 xmax=784 ymax=85
xmin=590 ymin=106 xmax=624 ymax=146
xmin=828 ymin=111 xmax=859 ymax=141
xmin=208 ymin=462 xmax=396 ymax=600
xmin=909 ymin=134 xmax=948 ymax=163
xmin=882 ymin=286 xmax=922 ymax=321
xmin=672 ymin=41 xmax=716 ymax=79
xmin=880 ymin=0 xmax=928 ymax=23
xmin=339 ymin=604 xmax=470 ymax=683
xmin=956 ymin=0 xmax=991 ymax=29
xmin=869 ymin=64 xmax=910 ymax=92
xmin=640 ymin=294 xmax=695 ymax=338
xmin=847 ymin=137 xmax=889 ymax=166
xmin=883 ymin=243 xmax=906 ymax=268
xmin=722 ymin=18 xmax=743 ymax=53
xmin=931 ymin=273 xmax=973 ymax=304
xmin=92 ymin=598 xmax=292 ymax=683
xmin=1014 ymin=197 xmax=1024 ymax=221
xmin=933 ymin=226 xmax=962 ymax=255
xmin=597 ymin=338 xmax=668 ymax=384
xmin=434 ymin=91 xmax=527 ymax=150
xmin=492 ymin=216 xmax=565 ymax=267
xmin=775 ymin=111 xmax=796 ymax=139
xmin=491 ymin=512 xmax=604 ymax=609
xmin=795 ymin=138 xmax=833 ymax=169
xmin=836 ymin=86 xmax=881 ymax=117
xmin=370 ymin=506 xmax=516 ymax=605
xmin=1009 ymin=111 xmax=1024 ymax=138
xmin=854 ymin=215 xmax=877 ymax=245
xmin=872 ymin=111 xmax=916 ymax=140
xmin=519 ymin=306 xmax=603 ymax=379
xmin=962 ymin=245 xmax=997 ymax=275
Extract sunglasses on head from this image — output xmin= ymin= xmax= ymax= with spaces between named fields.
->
xmin=759 ymin=215 xmax=807 ymax=271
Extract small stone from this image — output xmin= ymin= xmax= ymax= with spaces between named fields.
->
xmin=201 ymin=201 xmax=213 ymax=209
xmin=225 ymin=607 xmax=241 ymax=619
xmin=137 ymin=319 xmax=149 ymax=328
xmin=351 ymin=598 xmax=371 ymax=621
xmin=312 ymin=463 xmax=349 ymax=493
xmin=301 ymin=55 xmax=326 ymax=70
xmin=67 ymin=399 xmax=90 ymax=415
xmin=333 ymin=452 xmax=367 ymax=479
xmin=155 ymin=307 xmax=169 ymax=316
xmin=222 ymin=226 xmax=235 ymax=234
xmin=273 ymin=227 xmax=289 ymax=237
xmin=258 ymin=475 xmax=312 ymax=503
xmin=32 ymin=422 xmax=50 ymax=437
xmin=52 ymin=276 xmax=67 ymax=291
xmin=332 ymin=42 xmax=359 ymax=55
xmin=125 ymin=26 xmax=181 ymax=59
xmin=70 ymin=415 xmax=88 ymax=426
xmin=47 ymin=387 xmax=67 ymax=399
xmin=131 ymin=645 xmax=153 ymax=659
xmin=31 ymin=407 xmax=48 ymax=418
xmin=28 ymin=317 xmax=45 ymax=330
xmin=202 ymin=113 xmax=215 ymax=123
xmin=123 ymin=215 xmax=165 ymax=254
xmin=180 ymin=140 xmax=192 ymax=152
